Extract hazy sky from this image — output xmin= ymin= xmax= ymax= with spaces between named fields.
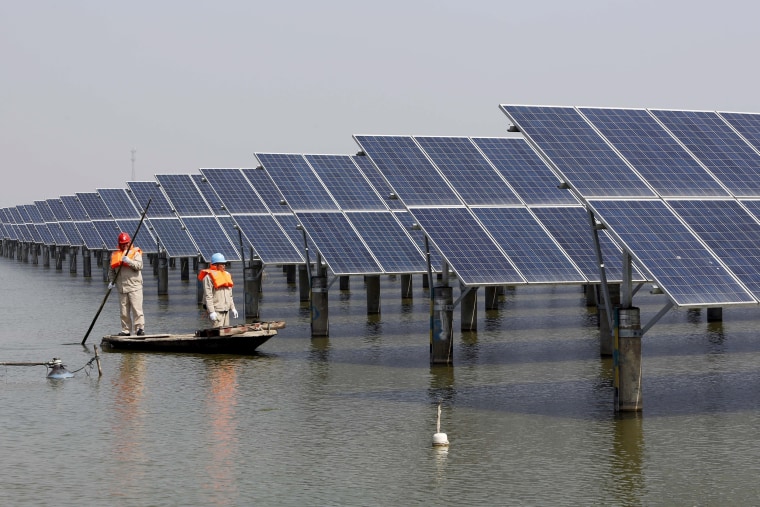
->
xmin=2 ymin=0 xmax=760 ymax=206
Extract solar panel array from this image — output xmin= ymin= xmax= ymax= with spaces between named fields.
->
xmin=501 ymin=104 xmax=760 ymax=306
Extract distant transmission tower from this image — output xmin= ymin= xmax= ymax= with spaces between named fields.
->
xmin=131 ymin=148 xmax=136 ymax=180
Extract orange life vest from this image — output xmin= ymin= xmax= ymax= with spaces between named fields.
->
xmin=198 ymin=266 xmax=234 ymax=288
xmin=110 ymin=247 xmax=141 ymax=269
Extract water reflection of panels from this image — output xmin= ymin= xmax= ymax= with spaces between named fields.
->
xmin=126 ymin=181 xmax=176 ymax=218
xmin=296 ymin=212 xmax=382 ymax=275
xmin=148 ymin=218 xmax=199 ymax=258
xmin=408 ymin=207 xmax=524 ymax=286
xmin=587 ymin=199 xmax=755 ymax=306
xmin=180 ymin=216 xmax=240 ymax=263
xmin=346 ymin=211 xmax=426 ymax=273
xmin=98 ymin=188 xmax=141 ymax=219
xmin=470 ymin=207 xmax=585 ymax=283
xmin=232 ymin=214 xmax=303 ymax=264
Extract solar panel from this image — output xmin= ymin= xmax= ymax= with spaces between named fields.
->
xmin=16 ymin=206 xmax=43 ymax=243
xmin=648 ymin=110 xmax=760 ymax=197
xmin=59 ymin=195 xmax=90 ymax=220
xmin=126 ymin=181 xmax=176 ymax=218
xmin=155 ymin=174 xmax=212 ymax=216
xmin=352 ymin=155 xmax=406 ymax=210
xmin=241 ymin=168 xmax=286 ymax=211
xmin=229 ymin=214 xmax=304 ymax=264
xmin=35 ymin=201 xmax=69 ymax=245
xmin=200 ymin=169 xmax=270 ymax=214
xmin=24 ymin=205 xmax=55 ymax=245
xmin=407 ymin=207 xmax=524 ymax=285
xmin=273 ymin=213 xmax=310 ymax=257
xmin=296 ymin=212 xmax=382 ymax=275
xmin=46 ymin=199 xmax=70 ymax=221
xmin=180 ymin=216 xmax=240 ymax=263
xmin=718 ymin=111 xmax=760 ymax=158
xmin=304 ymin=155 xmax=386 ymax=211
xmin=76 ymin=192 xmax=112 ymax=219
xmin=470 ymin=207 xmax=585 ymax=283
xmin=74 ymin=220 xmax=107 ymax=250
xmin=256 ymin=153 xmax=338 ymax=211
xmin=192 ymin=174 xmax=229 ymax=216
xmin=394 ymin=210 xmax=444 ymax=270
xmin=413 ymin=137 xmax=522 ymax=206
xmin=34 ymin=201 xmax=56 ymax=222
xmin=98 ymin=188 xmax=141 ymax=219
xmin=353 ymin=136 xmax=461 ymax=206
xmin=59 ymin=221 xmax=84 ymax=247
xmin=148 ymin=218 xmax=199 ymax=257
xmin=587 ymin=199 xmax=754 ymax=306
xmin=578 ymin=107 xmax=728 ymax=197
xmin=472 ymin=137 xmax=578 ymax=206
xmin=667 ymin=199 xmax=760 ymax=297
xmin=346 ymin=211 xmax=427 ymax=273
xmin=500 ymin=105 xmax=655 ymax=198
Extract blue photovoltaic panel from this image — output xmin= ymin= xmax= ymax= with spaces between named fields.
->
xmin=273 ymin=213 xmax=310 ymax=256
xmin=353 ymin=136 xmax=461 ymax=207
xmin=98 ymin=188 xmax=140 ymax=219
xmin=414 ymin=137 xmax=522 ymax=206
xmin=25 ymin=205 xmax=55 ymax=244
xmin=148 ymin=218 xmax=199 ymax=257
xmin=649 ymin=110 xmax=760 ymax=197
xmin=346 ymin=211 xmax=426 ymax=273
xmin=36 ymin=201 xmax=69 ymax=245
xmin=241 ymin=168 xmax=286 ymax=211
xmin=500 ymin=105 xmax=655 ymax=198
xmin=667 ymin=199 xmax=760 ymax=297
xmin=114 ymin=219 xmax=157 ymax=254
xmin=180 ymin=216 xmax=240 ymax=263
xmin=231 ymin=214 xmax=303 ymax=264
xmin=352 ymin=155 xmax=406 ymax=210
xmin=530 ymin=207 xmax=636 ymax=283
xmin=578 ymin=107 xmax=728 ymax=197
xmin=296 ymin=212 xmax=382 ymax=275
xmin=60 ymin=195 xmax=90 ymax=220
xmin=59 ymin=221 xmax=83 ymax=246
xmin=256 ymin=154 xmax=338 ymax=211
xmin=588 ymin=199 xmax=754 ymax=306
xmin=155 ymin=174 xmax=212 ymax=216
xmin=192 ymin=174 xmax=229 ymax=216
xmin=409 ymin=207 xmax=524 ymax=285
xmin=77 ymin=192 xmax=112 ymax=219
xmin=16 ymin=207 xmax=43 ymax=243
xmin=472 ymin=137 xmax=578 ymax=206
xmin=305 ymin=155 xmax=386 ymax=211
xmin=200 ymin=169 xmax=270 ymax=214
xmin=34 ymin=201 xmax=56 ymax=222
xmin=127 ymin=181 xmax=175 ymax=217
xmin=471 ymin=207 xmax=585 ymax=283
xmin=76 ymin=221 xmax=108 ymax=250
xmin=394 ymin=210 xmax=443 ymax=271
xmin=718 ymin=111 xmax=760 ymax=158
xmin=217 ymin=215 xmax=243 ymax=249
xmin=89 ymin=221 xmax=119 ymax=249
xmin=46 ymin=199 xmax=70 ymax=221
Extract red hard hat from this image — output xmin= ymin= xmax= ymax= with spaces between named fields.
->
xmin=118 ymin=232 xmax=131 ymax=244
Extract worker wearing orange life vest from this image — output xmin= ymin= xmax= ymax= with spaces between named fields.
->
xmin=108 ymin=232 xmax=145 ymax=336
xmin=198 ymin=252 xmax=238 ymax=328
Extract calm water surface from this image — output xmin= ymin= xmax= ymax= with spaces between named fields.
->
xmin=2 ymin=255 xmax=760 ymax=506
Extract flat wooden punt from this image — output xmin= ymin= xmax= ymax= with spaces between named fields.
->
xmin=101 ymin=322 xmax=285 ymax=354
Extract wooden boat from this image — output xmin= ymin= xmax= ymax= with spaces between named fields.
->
xmin=101 ymin=322 xmax=286 ymax=354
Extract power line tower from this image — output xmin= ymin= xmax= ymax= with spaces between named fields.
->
xmin=131 ymin=148 xmax=136 ymax=181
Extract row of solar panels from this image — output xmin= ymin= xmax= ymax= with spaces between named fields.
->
xmin=5 ymin=106 xmax=760 ymax=308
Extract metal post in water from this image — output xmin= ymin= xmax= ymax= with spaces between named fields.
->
xmin=197 ymin=259 xmax=208 ymax=305
xmin=460 ymin=283 xmax=477 ymax=331
xmin=245 ymin=258 xmax=263 ymax=321
xmin=431 ymin=285 xmax=454 ymax=365
xmin=485 ymin=286 xmax=499 ymax=310
xmin=615 ymin=306 xmax=642 ymax=412
xmin=366 ymin=275 xmax=381 ymax=315
xmin=311 ymin=275 xmax=329 ymax=337
xmin=401 ymin=274 xmax=413 ymax=299
xmin=339 ymin=275 xmax=350 ymax=291
xmin=298 ymin=264 xmax=310 ymax=302
xmin=83 ymin=247 xmax=92 ymax=278
xmin=157 ymin=249 xmax=169 ymax=296
xmin=180 ymin=257 xmax=189 ymax=281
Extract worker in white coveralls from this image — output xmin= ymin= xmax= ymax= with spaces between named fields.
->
xmin=198 ymin=252 xmax=238 ymax=328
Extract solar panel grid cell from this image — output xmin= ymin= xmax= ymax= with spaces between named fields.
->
xmin=346 ymin=211 xmax=426 ymax=273
xmin=60 ymin=196 xmax=90 ymax=220
xmin=351 ymin=155 xmax=406 ymax=210
xmin=98 ymin=188 xmax=140 ymax=219
xmin=304 ymin=155 xmax=386 ymax=211
xmin=256 ymin=154 xmax=338 ymax=211
xmin=127 ymin=181 xmax=176 ymax=218
xmin=148 ymin=218 xmax=199 ymax=257
xmin=200 ymin=169 xmax=270 ymax=214
xmin=192 ymin=174 xmax=229 ymax=216
xmin=76 ymin=192 xmax=112 ymax=220
xmin=231 ymin=214 xmax=303 ymax=264
xmin=155 ymin=174 xmax=211 ymax=216
xmin=241 ymin=168 xmax=286 ymax=212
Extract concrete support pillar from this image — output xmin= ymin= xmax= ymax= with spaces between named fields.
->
xmin=485 ymin=286 xmax=499 ymax=310
xmin=401 ymin=274 xmax=413 ymax=299
xmin=22 ymin=243 xmax=29 ymax=263
xmin=157 ymin=250 xmax=169 ymax=296
xmin=707 ymin=307 xmax=723 ymax=322
xmin=422 ymin=273 xmax=429 ymax=289
xmin=616 ymin=307 xmax=643 ymax=412
xmin=585 ymin=284 xmax=597 ymax=306
xmin=286 ymin=264 xmax=296 ymax=284
xmin=180 ymin=257 xmax=189 ymax=281
xmin=31 ymin=244 xmax=39 ymax=265
xmin=431 ymin=285 xmax=454 ymax=365
xmin=339 ymin=275 xmax=350 ymax=291
xmin=197 ymin=260 xmax=209 ymax=305
xmin=366 ymin=275 xmax=381 ymax=315
xmin=192 ymin=257 xmax=199 ymax=273
xmin=55 ymin=248 xmax=64 ymax=270
xmin=460 ymin=285 xmax=477 ymax=331
xmin=95 ymin=250 xmax=102 ymax=268
xmin=82 ymin=247 xmax=92 ymax=278
xmin=245 ymin=259 xmax=263 ymax=321
xmin=298 ymin=264 xmax=310 ymax=301
xmin=102 ymin=251 xmax=110 ymax=282
xmin=599 ymin=284 xmax=621 ymax=357
xmin=42 ymin=245 xmax=50 ymax=267
xmin=68 ymin=247 xmax=77 ymax=274
xmin=311 ymin=275 xmax=329 ymax=337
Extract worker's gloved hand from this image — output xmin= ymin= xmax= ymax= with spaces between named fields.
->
xmin=232 ymin=309 xmax=238 ymax=319
xmin=122 ymin=257 xmax=132 ymax=267
xmin=209 ymin=312 xmax=218 ymax=321
xmin=108 ymin=282 xmax=115 ymax=290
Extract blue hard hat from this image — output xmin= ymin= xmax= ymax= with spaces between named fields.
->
xmin=210 ymin=253 xmax=226 ymax=265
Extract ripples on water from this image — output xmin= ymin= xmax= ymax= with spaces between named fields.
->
xmin=2 ymin=257 xmax=760 ymax=505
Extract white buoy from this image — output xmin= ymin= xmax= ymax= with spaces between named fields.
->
xmin=432 ymin=403 xmax=449 ymax=447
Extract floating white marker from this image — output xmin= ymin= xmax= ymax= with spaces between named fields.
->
xmin=432 ymin=403 xmax=449 ymax=447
